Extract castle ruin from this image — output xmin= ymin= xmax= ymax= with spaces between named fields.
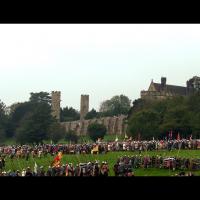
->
xmin=51 ymin=92 xmax=127 ymax=136
xmin=80 ymin=95 xmax=89 ymax=120
xmin=51 ymin=91 xmax=61 ymax=121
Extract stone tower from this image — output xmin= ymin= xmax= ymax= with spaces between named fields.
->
xmin=80 ymin=94 xmax=89 ymax=120
xmin=51 ymin=91 xmax=61 ymax=121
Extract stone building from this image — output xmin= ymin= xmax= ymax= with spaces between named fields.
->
xmin=80 ymin=95 xmax=89 ymax=120
xmin=51 ymin=92 xmax=128 ymax=136
xmin=141 ymin=76 xmax=200 ymax=100
xmin=51 ymin=91 xmax=61 ymax=121
xmin=60 ymin=115 xmax=127 ymax=136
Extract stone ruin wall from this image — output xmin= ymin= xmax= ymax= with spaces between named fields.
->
xmin=51 ymin=91 xmax=61 ymax=121
xmin=51 ymin=91 xmax=128 ymax=136
xmin=80 ymin=95 xmax=89 ymax=120
xmin=60 ymin=115 xmax=127 ymax=136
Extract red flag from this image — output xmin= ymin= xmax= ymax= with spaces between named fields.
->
xmin=177 ymin=133 xmax=180 ymax=141
xmin=52 ymin=152 xmax=62 ymax=167
xmin=170 ymin=131 xmax=173 ymax=139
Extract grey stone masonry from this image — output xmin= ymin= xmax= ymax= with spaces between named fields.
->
xmin=80 ymin=95 xmax=89 ymax=120
xmin=51 ymin=91 xmax=61 ymax=121
xmin=60 ymin=114 xmax=127 ymax=136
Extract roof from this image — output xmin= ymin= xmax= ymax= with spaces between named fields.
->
xmin=153 ymin=83 xmax=187 ymax=96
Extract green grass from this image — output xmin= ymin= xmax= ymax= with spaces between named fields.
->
xmin=3 ymin=150 xmax=200 ymax=176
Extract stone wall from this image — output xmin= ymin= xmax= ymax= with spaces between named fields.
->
xmin=80 ymin=95 xmax=89 ymax=120
xmin=141 ymin=90 xmax=174 ymax=100
xmin=51 ymin=91 xmax=61 ymax=121
xmin=61 ymin=114 xmax=127 ymax=136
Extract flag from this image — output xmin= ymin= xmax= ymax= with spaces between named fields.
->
xmin=177 ymin=133 xmax=180 ymax=141
xmin=115 ymin=135 xmax=118 ymax=142
xmin=153 ymin=137 xmax=155 ymax=141
xmin=91 ymin=145 xmax=99 ymax=154
xmin=170 ymin=131 xmax=173 ymax=139
xmin=34 ymin=162 xmax=38 ymax=174
xmin=52 ymin=152 xmax=62 ymax=167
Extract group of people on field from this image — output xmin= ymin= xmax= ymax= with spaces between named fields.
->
xmin=0 ymin=138 xmax=200 ymax=177
xmin=0 ymin=139 xmax=199 ymax=160
xmin=0 ymin=160 xmax=110 ymax=177
xmin=113 ymin=155 xmax=200 ymax=173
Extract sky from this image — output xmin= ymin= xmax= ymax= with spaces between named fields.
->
xmin=0 ymin=24 xmax=200 ymax=111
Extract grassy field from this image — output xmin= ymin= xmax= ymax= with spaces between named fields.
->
xmin=3 ymin=150 xmax=200 ymax=176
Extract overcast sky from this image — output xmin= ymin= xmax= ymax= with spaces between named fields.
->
xmin=0 ymin=24 xmax=200 ymax=111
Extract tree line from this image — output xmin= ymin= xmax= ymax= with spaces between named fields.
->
xmin=127 ymin=92 xmax=200 ymax=140
xmin=0 ymin=93 xmax=131 ymax=144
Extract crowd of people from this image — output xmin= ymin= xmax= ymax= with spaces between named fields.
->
xmin=0 ymin=138 xmax=199 ymax=160
xmin=0 ymin=138 xmax=200 ymax=177
xmin=0 ymin=161 xmax=110 ymax=177
xmin=113 ymin=155 xmax=200 ymax=176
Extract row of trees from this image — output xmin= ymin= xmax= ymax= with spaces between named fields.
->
xmin=127 ymin=92 xmax=200 ymax=140
xmin=0 ymin=92 xmax=65 ymax=144
xmin=0 ymin=92 xmax=110 ymax=144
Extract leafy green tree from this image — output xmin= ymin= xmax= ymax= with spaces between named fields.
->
xmin=0 ymin=100 xmax=8 ymax=142
xmin=65 ymin=130 xmax=79 ymax=143
xmin=87 ymin=123 xmax=107 ymax=142
xmin=127 ymin=94 xmax=200 ymax=139
xmin=128 ymin=110 xmax=161 ymax=139
xmin=85 ymin=108 xmax=98 ymax=119
xmin=0 ymin=128 xmax=6 ymax=144
xmin=99 ymin=95 xmax=131 ymax=117
xmin=16 ymin=103 xmax=54 ymax=144
xmin=60 ymin=106 xmax=80 ymax=122
xmin=15 ymin=92 xmax=56 ymax=144
xmin=159 ymin=105 xmax=192 ymax=137
xmin=29 ymin=92 xmax=51 ymax=104
xmin=7 ymin=102 xmax=33 ymax=138
xmin=48 ymin=122 xmax=65 ymax=143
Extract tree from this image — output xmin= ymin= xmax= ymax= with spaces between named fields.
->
xmin=0 ymin=100 xmax=8 ymax=142
xmin=87 ymin=123 xmax=107 ymax=142
xmin=159 ymin=105 xmax=192 ymax=138
xmin=85 ymin=108 xmax=99 ymax=119
xmin=48 ymin=122 xmax=65 ymax=143
xmin=99 ymin=95 xmax=131 ymax=117
xmin=128 ymin=110 xmax=161 ymax=140
xmin=15 ymin=92 xmax=56 ymax=144
xmin=65 ymin=130 xmax=79 ymax=144
xmin=60 ymin=106 xmax=80 ymax=122
xmin=7 ymin=102 xmax=33 ymax=138
xmin=29 ymin=92 xmax=51 ymax=105
xmin=127 ymin=94 xmax=200 ymax=140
